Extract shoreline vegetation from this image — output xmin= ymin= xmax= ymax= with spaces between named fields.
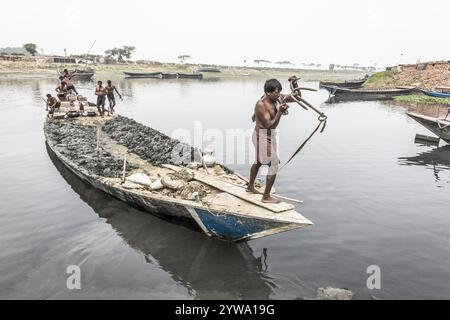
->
xmin=0 ymin=60 xmax=364 ymax=81
xmin=364 ymin=66 xmax=450 ymax=107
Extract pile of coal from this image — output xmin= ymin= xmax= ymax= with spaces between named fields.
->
xmin=103 ymin=116 xmax=200 ymax=166
xmin=46 ymin=122 xmax=136 ymax=177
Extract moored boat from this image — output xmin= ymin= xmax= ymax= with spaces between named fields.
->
xmin=123 ymin=71 xmax=163 ymax=78
xmin=421 ymin=89 xmax=450 ymax=99
xmin=325 ymin=85 xmax=416 ymax=100
xmin=177 ymin=73 xmax=203 ymax=79
xmin=319 ymin=78 xmax=367 ymax=89
xmin=195 ymin=66 xmax=221 ymax=73
xmin=406 ymin=112 xmax=450 ymax=143
xmin=59 ymin=69 xmax=94 ymax=81
xmin=43 ymin=107 xmax=312 ymax=242
xmin=161 ymin=73 xmax=178 ymax=79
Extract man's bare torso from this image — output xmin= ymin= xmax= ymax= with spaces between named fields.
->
xmin=254 ymin=97 xmax=277 ymax=130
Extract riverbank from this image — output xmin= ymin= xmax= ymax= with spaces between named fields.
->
xmin=0 ymin=60 xmax=364 ymax=81
xmin=365 ymin=62 xmax=450 ymax=106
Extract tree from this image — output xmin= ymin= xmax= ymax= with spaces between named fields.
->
xmin=178 ymin=55 xmax=192 ymax=64
xmin=23 ymin=43 xmax=38 ymax=56
xmin=329 ymin=64 xmax=335 ymax=71
xmin=105 ymin=46 xmax=136 ymax=62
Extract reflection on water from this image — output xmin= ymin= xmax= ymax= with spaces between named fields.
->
xmin=2 ymin=77 xmax=450 ymax=299
xmin=47 ymin=144 xmax=274 ymax=299
xmin=398 ymin=145 xmax=450 ymax=184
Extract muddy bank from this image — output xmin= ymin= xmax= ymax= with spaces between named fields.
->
xmin=103 ymin=115 xmax=199 ymax=166
xmin=0 ymin=60 xmax=364 ymax=81
xmin=46 ymin=121 xmax=137 ymax=177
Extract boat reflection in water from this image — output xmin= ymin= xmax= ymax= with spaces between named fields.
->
xmin=398 ymin=145 xmax=450 ymax=182
xmin=47 ymin=145 xmax=274 ymax=299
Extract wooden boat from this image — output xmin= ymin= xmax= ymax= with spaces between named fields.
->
xmin=177 ymin=73 xmax=203 ymax=79
xmin=319 ymin=78 xmax=367 ymax=89
xmin=59 ymin=69 xmax=94 ymax=81
xmin=123 ymin=71 xmax=163 ymax=78
xmin=71 ymin=72 xmax=94 ymax=81
xmin=44 ymin=109 xmax=312 ymax=242
xmin=325 ymin=85 xmax=416 ymax=99
xmin=161 ymin=73 xmax=179 ymax=79
xmin=195 ymin=66 xmax=221 ymax=73
xmin=407 ymin=112 xmax=450 ymax=143
xmin=421 ymin=89 xmax=450 ymax=99
xmin=48 ymin=149 xmax=275 ymax=298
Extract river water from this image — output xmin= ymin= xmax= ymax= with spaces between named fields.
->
xmin=0 ymin=76 xmax=449 ymax=299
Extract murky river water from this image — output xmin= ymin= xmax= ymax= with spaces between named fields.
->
xmin=1 ymin=76 xmax=449 ymax=299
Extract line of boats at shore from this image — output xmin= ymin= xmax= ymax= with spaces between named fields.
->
xmin=123 ymin=71 xmax=203 ymax=79
xmin=320 ymin=77 xmax=450 ymax=101
xmin=320 ymin=76 xmax=450 ymax=143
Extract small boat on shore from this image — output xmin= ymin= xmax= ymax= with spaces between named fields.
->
xmin=325 ymin=86 xmax=416 ymax=100
xmin=319 ymin=78 xmax=367 ymax=90
xmin=44 ymin=106 xmax=312 ymax=242
xmin=177 ymin=73 xmax=203 ymax=79
xmin=407 ymin=112 xmax=450 ymax=143
xmin=123 ymin=71 xmax=163 ymax=78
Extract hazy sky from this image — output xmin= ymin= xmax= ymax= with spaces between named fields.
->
xmin=1 ymin=0 xmax=448 ymax=67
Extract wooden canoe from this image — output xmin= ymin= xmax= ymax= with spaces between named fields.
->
xmin=422 ymin=90 xmax=450 ymax=99
xmin=407 ymin=112 xmax=450 ymax=143
xmin=44 ymin=110 xmax=312 ymax=242
xmin=177 ymin=73 xmax=203 ymax=79
xmin=319 ymin=78 xmax=366 ymax=89
xmin=325 ymin=86 xmax=416 ymax=99
xmin=161 ymin=73 xmax=179 ymax=79
xmin=123 ymin=71 xmax=163 ymax=78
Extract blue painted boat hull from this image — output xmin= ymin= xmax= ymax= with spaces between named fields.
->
xmin=423 ymin=90 xmax=450 ymax=99
xmin=193 ymin=208 xmax=291 ymax=242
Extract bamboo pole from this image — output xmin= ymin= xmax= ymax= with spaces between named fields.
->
xmin=122 ymin=153 xmax=127 ymax=183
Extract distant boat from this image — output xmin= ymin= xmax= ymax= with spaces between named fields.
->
xmin=407 ymin=112 xmax=450 ymax=143
xmin=195 ymin=66 xmax=221 ymax=73
xmin=123 ymin=71 xmax=163 ymax=78
xmin=177 ymin=73 xmax=203 ymax=79
xmin=161 ymin=73 xmax=178 ymax=79
xmin=319 ymin=78 xmax=367 ymax=90
xmin=70 ymin=72 xmax=94 ymax=81
xmin=59 ymin=69 xmax=94 ymax=81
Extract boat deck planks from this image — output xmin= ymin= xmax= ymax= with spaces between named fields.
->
xmin=162 ymin=164 xmax=294 ymax=213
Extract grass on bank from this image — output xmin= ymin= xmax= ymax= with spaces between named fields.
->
xmin=364 ymin=69 xmax=400 ymax=88
xmin=394 ymin=94 xmax=450 ymax=105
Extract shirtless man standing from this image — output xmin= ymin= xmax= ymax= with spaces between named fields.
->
xmin=95 ymin=81 xmax=108 ymax=116
xmin=105 ymin=80 xmax=122 ymax=114
xmin=246 ymin=78 xmax=299 ymax=203
xmin=63 ymin=69 xmax=78 ymax=95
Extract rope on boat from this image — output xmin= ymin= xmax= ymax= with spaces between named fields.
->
xmin=437 ymin=119 xmax=450 ymax=130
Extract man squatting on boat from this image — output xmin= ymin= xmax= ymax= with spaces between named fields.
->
xmin=45 ymin=94 xmax=61 ymax=117
xmin=246 ymin=77 xmax=299 ymax=204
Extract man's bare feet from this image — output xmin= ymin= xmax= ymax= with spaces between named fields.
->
xmin=245 ymin=186 xmax=258 ymax=194
xmin=261 ymin=195 xmax=281 ymax=204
